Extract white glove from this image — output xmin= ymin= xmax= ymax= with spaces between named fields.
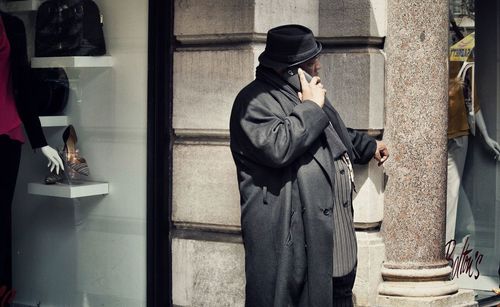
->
xmin=41 ymin=145 xmax=64 ymax=174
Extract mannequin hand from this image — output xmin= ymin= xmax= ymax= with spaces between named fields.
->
xmin=484 ymin=137 xmax=500 ymax=160
xmin=374 ymin=140 xmax=389 ymax=166
xmin=476 ymin=110 xmax=500 ymax=159
xmin=41 ymin=145 xmax=64 ymax=174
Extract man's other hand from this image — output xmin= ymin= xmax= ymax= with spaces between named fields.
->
xmin=297 ymin=68 xmax=326 ymax=108
xmin=374 ymin=140 xmax=389 ymax=166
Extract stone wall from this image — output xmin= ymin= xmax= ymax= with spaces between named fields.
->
xmin=172 ymin=1 xmax=386 ymax=306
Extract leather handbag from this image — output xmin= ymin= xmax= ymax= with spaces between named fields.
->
xmin=35 ymin=0 xmax=106 ymax=57
xmin=31 ymin=68 xmax=70 ymax=116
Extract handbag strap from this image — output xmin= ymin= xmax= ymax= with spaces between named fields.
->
xmin=456 ymin=61 xmax=473 ymax=82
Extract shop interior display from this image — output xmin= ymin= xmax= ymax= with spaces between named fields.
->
xmin=0 ymin=0 xmax=111 ymax=197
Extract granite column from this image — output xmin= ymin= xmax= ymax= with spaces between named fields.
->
xmin=377 ymin=0 xmax=476 ymax=305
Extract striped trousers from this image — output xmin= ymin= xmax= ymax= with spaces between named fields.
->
xmin=331 ymin=157 xmax=357 ymax=307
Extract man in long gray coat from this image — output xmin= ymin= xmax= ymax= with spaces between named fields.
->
xmin=230 ymin=24 xmax=389 ymax=307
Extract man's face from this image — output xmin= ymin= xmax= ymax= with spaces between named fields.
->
xmin=299 ymin=56 xmax=321 ymax=77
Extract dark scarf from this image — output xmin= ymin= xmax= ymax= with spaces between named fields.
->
xmin=255 ymin=65 xmax=355 ymax=160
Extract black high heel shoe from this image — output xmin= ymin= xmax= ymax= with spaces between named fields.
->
xmin=62 ymin=125 xmax=89 ymax=176
xmin=44 ymin=171 xmax=64 ymax=184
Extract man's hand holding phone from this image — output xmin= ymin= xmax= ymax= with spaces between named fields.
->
xmin=297 ymin=67 xmax=326 ymax=108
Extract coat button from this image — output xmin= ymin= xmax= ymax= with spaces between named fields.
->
xmin=343 ymin=201 xmax=349 ymax=207
xmin=323 ymin=209 xmax=330 ymax=216
xmin=340 ymin=169 xmax=345 ymax=174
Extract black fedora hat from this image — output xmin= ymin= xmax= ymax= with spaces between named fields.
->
xmin=259 ymin=24 xmax=322 ymax=69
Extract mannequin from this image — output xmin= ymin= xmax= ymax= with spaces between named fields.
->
xmin=446 ymin=58 xmax=500 ymax=245
xmin=0 ymin=11 xmax=64 ymax=297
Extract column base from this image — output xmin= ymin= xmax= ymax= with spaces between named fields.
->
xmin=378 ymin=280 xmax=458 ymax=297
xmin=352 ymin=230 xmax=385 ymax=306
xmin=377 ymin=289 xmax=477 ymax=307
xmin=379 ymin=265 xmax=458 ymax=296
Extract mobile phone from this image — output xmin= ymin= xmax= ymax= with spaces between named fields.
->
xmin=282 ymin=66 xmax=313 ymax=92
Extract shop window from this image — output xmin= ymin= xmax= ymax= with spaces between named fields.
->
xmin=447 ymin=0 xmax=500 ymax=298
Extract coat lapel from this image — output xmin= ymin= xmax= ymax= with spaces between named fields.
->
xmin=308 ymin=122 xmax=348 ymax=188
xmin=308 ymin=135 xmax=335 ymax=187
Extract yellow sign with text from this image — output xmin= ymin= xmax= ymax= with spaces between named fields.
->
xmin=450 ymin=32 xmax=475 ymax=61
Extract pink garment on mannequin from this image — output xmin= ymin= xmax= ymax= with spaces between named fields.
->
xmin=0 ymin=16 xmax=25 ymax=144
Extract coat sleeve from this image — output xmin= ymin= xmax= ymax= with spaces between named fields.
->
xmin=8 ymin=14 xmax=47 ymax=149
xmin=348 ymin=128 xmax=376 ymax=164
xmin=231 ymin=90 xmax=330 ymax=168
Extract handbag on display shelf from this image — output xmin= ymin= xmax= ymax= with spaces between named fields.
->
xmin=31 ymin=68 xmax=70 ymax=116
xmin=35 ymin=0 xmax=106 ymax=57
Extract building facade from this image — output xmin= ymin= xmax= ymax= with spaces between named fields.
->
xmin=5 ymin=0 xmax=499 ymax=306
xmin=171 ymin=0 xmax=498 ymax=306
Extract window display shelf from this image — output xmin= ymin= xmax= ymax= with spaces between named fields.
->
xmin=2 ymin=0 xmax=40 ymax=12
xmin=28 ymin=182 xmax=109 ymax=198
xmin=39 ymin=116 xmax=69 ymax=127
xmin=31 ymin=56 xmax=114 ymax=68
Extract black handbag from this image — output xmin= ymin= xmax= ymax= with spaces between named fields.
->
xmin=31 ymin=68 xmax=70 ymax=116
xmin=35 ymin=0 xmax=106 ymax=57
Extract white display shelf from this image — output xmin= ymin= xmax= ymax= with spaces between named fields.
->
xmin=28 ymin=181 xmax=109 ymax=198
xmin=39 ymin=116 xmax=69 ymax=127
xmin=2 ymin=0 xmax=40 ymax=12
xmin=31 ymin=56 xmax=114 ymax=68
